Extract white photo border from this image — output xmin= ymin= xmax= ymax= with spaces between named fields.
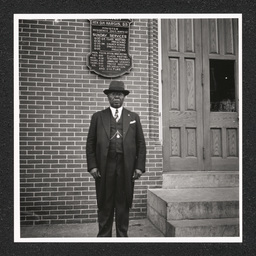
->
xmin=14 ymin=13 xmax=242 ymax=243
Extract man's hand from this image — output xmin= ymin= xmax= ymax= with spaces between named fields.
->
xmin=132 ymin=169 xmax=143 ymax=181
xmin=89 ymin=168 xmax=101 ymax=179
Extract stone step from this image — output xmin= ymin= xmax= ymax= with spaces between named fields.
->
xmin=148 ymin=188 xmax=239 ymax=220
xmin=147 ymin=187 xmax=239 ymax=236
xmin=163 ymin=171 xmax=239 ymax=189
xmin=167 ymin=218 xmax=239 ymax=237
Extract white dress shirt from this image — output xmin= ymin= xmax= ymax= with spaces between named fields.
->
xmin=110 ymin=106 xmax=123 ymax=122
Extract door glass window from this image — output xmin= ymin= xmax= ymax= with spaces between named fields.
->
xmin=210 ymin=60 xmax=236 ymax=112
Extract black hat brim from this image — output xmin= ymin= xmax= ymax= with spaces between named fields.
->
xmin=103 ymin=89 xmax=130 ymax=96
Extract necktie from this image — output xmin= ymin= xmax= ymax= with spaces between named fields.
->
xmin=114 ymin=109 xmax=119 ymax=122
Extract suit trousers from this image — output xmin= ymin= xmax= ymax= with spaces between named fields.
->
xmin=97 ymin=152 xmax=129 ymax=237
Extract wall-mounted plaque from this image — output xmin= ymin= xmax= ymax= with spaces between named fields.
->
xmin=87 ymin=19 xmax=132 ymax=78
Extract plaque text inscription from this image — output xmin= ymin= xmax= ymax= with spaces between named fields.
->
xmin=87 ymin=19 xmax=132 ymax=78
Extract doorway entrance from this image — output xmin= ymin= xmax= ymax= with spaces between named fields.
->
xmin=161 ymin=19 xmax=239 ymax=172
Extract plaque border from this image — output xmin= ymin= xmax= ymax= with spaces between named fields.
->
xmin=87 ymin=19 xmax=133 ymax=78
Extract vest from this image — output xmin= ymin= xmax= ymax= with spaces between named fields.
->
xmin=109 ymin=113 xmax=123 ymax=154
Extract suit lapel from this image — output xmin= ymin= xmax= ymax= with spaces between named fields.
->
xmin=122 ymin=108 xmax=131 ymax=140
xmin=101 ymin=108 xmax=111 ymax=139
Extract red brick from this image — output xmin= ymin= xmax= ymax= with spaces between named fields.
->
xmin=19 ymin=18 xmax=161 ymax=225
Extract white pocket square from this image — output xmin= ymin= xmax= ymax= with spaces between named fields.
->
xmin=130 ymin=120 xmax=136 ymax=124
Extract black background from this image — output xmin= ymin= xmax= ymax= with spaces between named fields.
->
xmin=1 ymin=0 xmax=256 ymax=255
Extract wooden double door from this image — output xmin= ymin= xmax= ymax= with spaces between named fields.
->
xmin=162 ymin=19 xmax=239 ymax=172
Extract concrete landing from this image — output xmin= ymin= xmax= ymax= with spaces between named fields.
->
xmin=163 ymin=171 xmax=239 ymax=189
xmin=150 ymin=187 xmax=239 ymax=203
xmin=20 ymin=218 xmax=164 ymax=238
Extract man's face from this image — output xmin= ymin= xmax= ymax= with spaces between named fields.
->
xmin=107 ymin=92 xmax=125 ymax=108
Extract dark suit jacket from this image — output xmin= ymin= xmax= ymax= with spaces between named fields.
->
xmin=86 ymin=107 xmax=146 ymax=209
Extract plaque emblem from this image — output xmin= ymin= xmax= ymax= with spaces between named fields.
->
xmin=87 ymin=19 xmax=132 ymax=78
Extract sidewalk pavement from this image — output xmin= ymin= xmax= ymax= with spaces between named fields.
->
xmin=21 ymin=218 xmax=164 ymax=238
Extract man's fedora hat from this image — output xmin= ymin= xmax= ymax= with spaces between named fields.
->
xmin=103 ymin=81 xmax=130 ymax=96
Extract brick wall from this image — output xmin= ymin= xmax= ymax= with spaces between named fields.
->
xmin=19 ymin=18 xmax=162 ymax=225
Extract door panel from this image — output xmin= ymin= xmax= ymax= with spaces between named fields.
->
xmin=162 ymin=19 xmax=203 ymax=171
xmin=202 ymin=19 xmax=239 ymax=171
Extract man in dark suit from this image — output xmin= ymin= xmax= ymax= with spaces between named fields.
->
xmin=86 ymin=81 xmax=146 ymax=237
